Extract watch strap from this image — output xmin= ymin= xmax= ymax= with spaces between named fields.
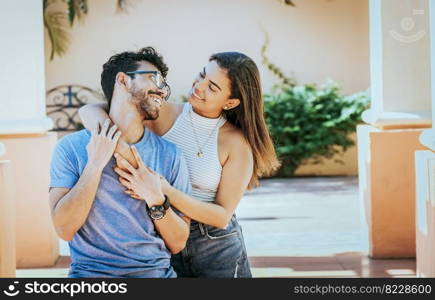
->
xmin=162 ymin=195 xmax=170 ymax=210
xmin=148 ymin=195 xmax=170 ymax=220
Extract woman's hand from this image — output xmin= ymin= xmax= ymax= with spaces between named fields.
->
xmin=115 ymin=139 xmax=139 ymax=169
xmin=114 ymin=146 xmax=165 ymax=207
xmin=86 ymin=119 xmax=121 ymax=171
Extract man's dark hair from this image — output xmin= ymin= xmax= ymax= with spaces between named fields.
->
xmin=100 ymin=47 xmax=168 ymax=108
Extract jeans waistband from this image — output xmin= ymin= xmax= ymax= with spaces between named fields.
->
xmin=190 ymin=214 xmax=237 ymax=232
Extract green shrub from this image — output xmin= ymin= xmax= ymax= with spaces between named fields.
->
xmin=264 ymin=81 xmax=370 ymax=177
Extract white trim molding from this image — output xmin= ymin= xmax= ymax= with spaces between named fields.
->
xmin=0 ymin=118 xmax=53 ymax=135
xmin=362 ymin=108 xmax=432 ymax=129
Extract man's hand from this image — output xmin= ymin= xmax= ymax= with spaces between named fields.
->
xmin=114 ymin=146 xmax=165 ymax=207
xmin=49 ymin=118 xmax=121 ymax=241
xmin=87 ymin=119 xmax=121 ymax=170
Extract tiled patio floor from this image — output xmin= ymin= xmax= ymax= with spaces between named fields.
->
xmin=17 ymin=177 xmax=416 ymax=278
xmin=16 ymin=253 xmax=416 ymax=278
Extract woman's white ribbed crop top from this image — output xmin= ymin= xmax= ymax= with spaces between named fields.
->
xmin=162 ymin=103 xmax=227 ymax=202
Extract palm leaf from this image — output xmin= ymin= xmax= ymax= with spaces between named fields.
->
xmin=64 ymin=0 xmax=88 ymax=26
xmin=44 ymin=0 xmax=136 ymax=60
xmin=116 ymin=0 xmax=133 ymax=13
xmin=44 ymin=10 xmax=70 ymax=61
xmin=43 ymin=0 xmax=55 ymax=10
xmin=276 ymin=0 xmax=295 ymax=6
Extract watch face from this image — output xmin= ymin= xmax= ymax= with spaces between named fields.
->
xmin=149 ymin=207 xmax=165 ymax=220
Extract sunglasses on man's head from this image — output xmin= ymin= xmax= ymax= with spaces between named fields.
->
xmin=125 ymin=70 xmax=171 ymax=101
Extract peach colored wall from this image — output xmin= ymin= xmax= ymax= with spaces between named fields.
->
xmin=358 ymin=125 xmax=428 ymax=258
xmin=0 ymin=160 xmax=16 ymax=277
xmin=0 ymin=133 xmax=59 ymax=268
xmin=295 ymin=133 xmax=358 ymax=176
xmin=44 ymin=0 xmax=369 ymax=100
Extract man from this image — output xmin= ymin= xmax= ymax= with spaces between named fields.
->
xmin=49 ymin=47 xmax=191 ymax=278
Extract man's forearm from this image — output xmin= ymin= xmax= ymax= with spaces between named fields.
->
xmin=153 ymin=208 xmax=190 ymax=254
xmin=52 ymin=164 xmax=103 ymax=240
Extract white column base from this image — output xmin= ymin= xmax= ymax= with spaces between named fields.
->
xmin=0 ymin=160 xmax=16 ymax=277
xmin=0 ymin=132 xmax=59 ymax=268
xmin=415 ymin=150 xmax=435 ymax=277
xmin=357 ymin=124 xmax=426 ymax=257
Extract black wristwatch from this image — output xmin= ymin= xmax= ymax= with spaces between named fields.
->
xmin=148 ymin=195 xmax=170 ymax=220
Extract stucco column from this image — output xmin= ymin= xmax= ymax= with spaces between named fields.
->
xmin=0 ymin=0 xmax=59 ymax=268
xmin=0 ymin=144 xmax=16 ymax=277
xmin=415 ymin=0 xmax=435 ymax=278
xmin=358 ymin=0 xmax=431 ymax=258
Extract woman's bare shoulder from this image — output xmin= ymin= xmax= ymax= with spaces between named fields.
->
xmin=220 ymin=123 xmax=251 ymax=151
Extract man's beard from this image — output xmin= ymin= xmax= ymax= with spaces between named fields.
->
xmin=129 ymin=86 xmax=160 ymax=120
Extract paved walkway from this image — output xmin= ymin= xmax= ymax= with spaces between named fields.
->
xmin=237 ymin=177 xmax=415 ymax=277
xmin=17 ymin=177 xmax=416 ymax=278
xmin=237 ymin=176 xmax=365 ymax=257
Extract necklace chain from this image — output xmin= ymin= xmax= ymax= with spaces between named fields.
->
xmin=188 ymin=110 xmax=221 ymax=158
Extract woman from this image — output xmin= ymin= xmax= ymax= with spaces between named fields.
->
xmin=79 ymin=52 xmax=280 ymax=277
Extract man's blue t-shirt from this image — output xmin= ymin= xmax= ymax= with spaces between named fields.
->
xmin=50 ymin=129 xmax=191 ymax=278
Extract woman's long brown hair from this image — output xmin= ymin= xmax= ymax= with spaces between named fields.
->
xmin=210 ymin=52 xmax=280 ymax=189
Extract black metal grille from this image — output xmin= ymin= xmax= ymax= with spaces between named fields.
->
xmin=46 ymin=85 xmax=105 ymax=131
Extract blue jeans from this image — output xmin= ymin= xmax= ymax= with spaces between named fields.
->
xmin=171 ymin=215 xmax=252 ymax=278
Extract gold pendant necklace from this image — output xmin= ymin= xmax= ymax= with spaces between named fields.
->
xmin=189 ymin=110 xmax=221 ymax=158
